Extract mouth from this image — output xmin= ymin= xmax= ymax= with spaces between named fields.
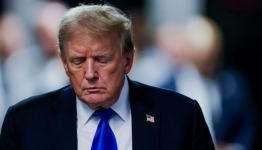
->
xmin=84 ymin=87 xmax=104 ymax=93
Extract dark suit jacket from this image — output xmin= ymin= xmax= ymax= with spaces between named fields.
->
xmin=0 ymin=78 xmax=214 ymax=150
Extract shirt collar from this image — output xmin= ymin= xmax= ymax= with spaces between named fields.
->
xmin=111 ymin=75 xmax=130 ymax=122
xmin=77 ymin=96 xmax=95 ymax=128
xmin=76 ymin=76 xmax=130 ymax=128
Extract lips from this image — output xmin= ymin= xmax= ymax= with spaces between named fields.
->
xmin=85 ymin=87 xmax=104 ymax=93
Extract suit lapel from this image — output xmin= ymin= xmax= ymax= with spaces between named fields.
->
xmin=128 ymin=78 xmax=160 ymax=150
xmin=49 ymin=85 xmax=77 ymax=150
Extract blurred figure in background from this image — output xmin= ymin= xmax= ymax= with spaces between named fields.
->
xmin=186 ymin=16 xmax=255 ymax=150
xmin=0 ymin=13 xmax=27 ymax=131
xmin=158 ymin=16 xmax=255 ymax=150
xmin=0 ymin=14 xmax=25 ymax=60
xmin=3 ymin=1 xmax=69 ymax=106
xmin=33 ymin=1 xmax=69 ymax=94
xmin=155 ymin=23 xmax=215 ymax=141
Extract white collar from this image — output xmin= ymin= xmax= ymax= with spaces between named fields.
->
xmin=77 ymin=76 xmax=130 ymax=128
xmin=110 ymin=75 xmax=130 ymax=122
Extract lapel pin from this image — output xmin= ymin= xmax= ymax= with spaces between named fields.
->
xmin=146 ymin=114 xmax=155 ymax=123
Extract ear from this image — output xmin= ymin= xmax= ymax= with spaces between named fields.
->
xmin=60 ymin=54 xmax=69 ymax=77
xmin=123 ymin=52 xmax=134 ymax=74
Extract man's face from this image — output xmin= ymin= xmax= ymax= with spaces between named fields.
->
xmin=61 ymin=29 xmax=133 ymax=110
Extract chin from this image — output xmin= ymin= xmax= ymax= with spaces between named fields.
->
xmin=79 ymin=94 xmax=108 ymax=106
xmin=87 ymin=104 xmax=103 ymax=110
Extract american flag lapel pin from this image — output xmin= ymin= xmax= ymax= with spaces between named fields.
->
xmin=146 ymin=114 xmax=155 ymax=123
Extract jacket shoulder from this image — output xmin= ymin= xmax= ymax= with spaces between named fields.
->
xmin=131 ymin=80 xmax=196 ymax=109
xmin=11 ymin=85 xmax=71 ymax=113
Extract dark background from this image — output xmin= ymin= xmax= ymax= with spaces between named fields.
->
xmin=206 ymin=0 xmax=262 ymax=149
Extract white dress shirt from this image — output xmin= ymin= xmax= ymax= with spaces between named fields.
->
xmin=77 ymin=76 xmax=132 ymax=150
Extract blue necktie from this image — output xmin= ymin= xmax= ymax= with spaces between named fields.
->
xmin=91 ymin=108 xmax=118 ymax=150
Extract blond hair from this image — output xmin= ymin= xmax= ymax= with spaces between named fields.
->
xmin=58 ymin=4 xmax=134 ymax=57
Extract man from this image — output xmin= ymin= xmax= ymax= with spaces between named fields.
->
xmin=0 ymin=4 xmax=214 ymax=150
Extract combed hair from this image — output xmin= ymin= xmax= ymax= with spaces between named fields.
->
xmin=58 ymin=4 xmax=134 ymax=57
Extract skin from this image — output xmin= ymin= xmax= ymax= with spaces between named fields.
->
xmin=61 ymin=29 xmax=133 ymax=110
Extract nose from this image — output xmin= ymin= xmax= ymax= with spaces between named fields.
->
xmin=84 ymin=59 xmax=98 ymax=80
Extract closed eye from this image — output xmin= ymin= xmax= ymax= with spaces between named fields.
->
xmin=71 ymin=58 xmax=85 ymax=65
xmin=73 ymin=60 xmax=83 ymax=65
xmin=96 ymin=56 xmax=110 ymax=64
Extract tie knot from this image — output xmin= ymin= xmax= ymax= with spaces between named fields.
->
xmin=94 ymin=108 xmax=113 ymax=120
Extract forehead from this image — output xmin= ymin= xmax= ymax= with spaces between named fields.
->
xmin=66 ymin=28 xmax=122 ymax=53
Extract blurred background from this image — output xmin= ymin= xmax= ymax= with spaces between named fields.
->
xmin=0 ymin=0 xmax=261 ymax=149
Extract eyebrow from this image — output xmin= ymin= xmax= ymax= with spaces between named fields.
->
xmin=68 ymin=51 xmax=115 ymax=60
xmin=69 ymin=54 xmax=86 ymax=60
xmin=92 ymin=51 xmax=114 ymax=57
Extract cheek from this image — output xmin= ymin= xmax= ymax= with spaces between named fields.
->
xmin=68 ymin=65 xmax=85 ymax=87
xmin=100 ymin=60 xmax=124 ymax=75
xmin=98 ymin=61 xmax=125 ymax=87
